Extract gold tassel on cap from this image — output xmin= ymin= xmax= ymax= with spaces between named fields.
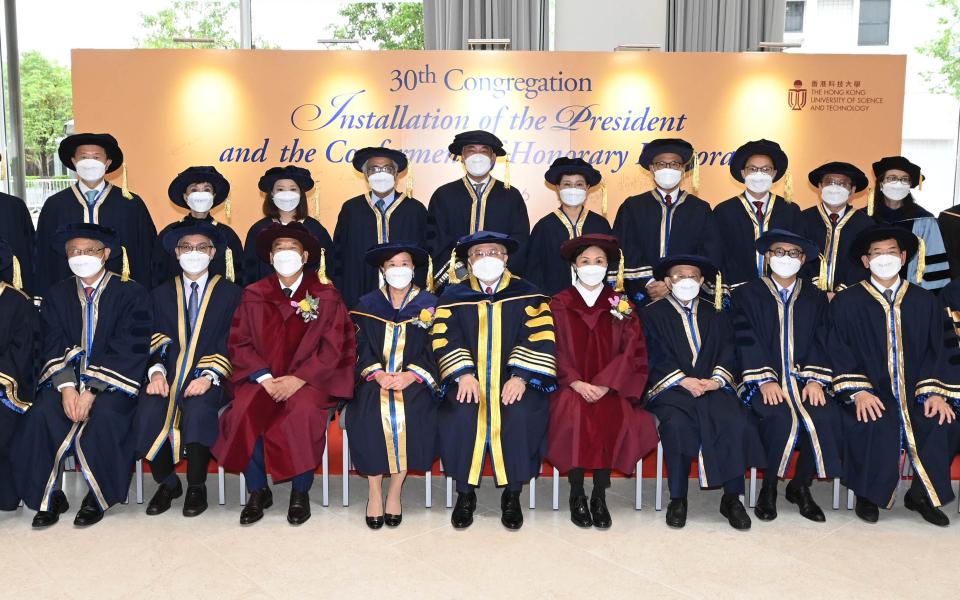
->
xmin=503 ymin=153 xmax=511 ymax=189
xmin=224 ymin=197 xmax=232 ymax=222
xmin=225 ymin=247 xmax=235 ymax=283
xmin=121 ymin=164 xmax=133 ymax=200
xmin=447 ymin=248 xmax=460 ymax=284
xmin=312 ymin=184 xmax=321 ymax=219
xmin=318 ymin=247 xmax=330 ymax=284
xmin=818 ymin=254 xmax=828 ymax=291
xmin=916 ymin=236 xmax=926 ymax=283
xmin=714 ymin=272 xmax=723 ymax=312
xmin=783 ymin=171 xmax=793 ymax=203
xmin=600 ymin=181 xmax=608 ymax=218
xmin=615 ymin=249 xmax=625 ymax=293
xmin=691 ymin=152 xmax=701 ymax=193
xmin=405 ymin=169 xmax=414 ymax=199
xmin=426 ymin=255 xmax=435 ymax=293
xmin=11 ymin=256 xmax=22 ymax=290
xmin=121 ymin=246 xmax=130 ymax=281
xmin=919 ymin=174 xmax=924 ymax=191
xmin=867 ymin=187 xmax=874 ymax=217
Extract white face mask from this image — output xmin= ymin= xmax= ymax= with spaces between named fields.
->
xmin=383 ymin=266 xmax=413 ymax=289
xmin=670 ymin=278 xmax=701 ymax=303
xmin=186 ymin=191 xmax=215 ymax=213
xmin=272 ymin=249 xmax=304 ymax=277
xmin=576 ymin=264 xmax=607 ymax=287
xmin=653 ymin=167 xmax=683 ymax=190
xmin=744 ymin=172 xmax=774 ymax=195
xmin=75 ymin=158 xmax=107 ymax=182
xmin=471 ymin=256 xmax=505 ymax=282
xmin=769 ymin=255 xmax=802 ymax=279
xmin=68 ymin=255 xmax=104 ymax=279
xmin=868 ymin=254 xmax=903 ymax=280
xmin=367 ymin=172 xmax=396 ymax=195
xmin=179 ymin=251 xmax=211 ymax=275
xmin=464 ymin=154 xmax=492 ymax=178
xmin=881 ymin=181 xmax=911 ymax=202
xmin=559 ymin=188 xmax=587 ymax=207
xmin=821 ymin=184 xmax=850 ymax=208
xmin=272 ymin=190 xmax=301 ymax=212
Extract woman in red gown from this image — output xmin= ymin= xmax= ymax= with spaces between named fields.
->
xmin=547 ymin=234 xmax=659 ymax=529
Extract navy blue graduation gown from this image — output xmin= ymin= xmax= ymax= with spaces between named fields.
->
xmin=426 ymin=177 xmax=530 ymax=288
xmin=937 ymin=205 xmax=960 ymax=279
xmin=642 ymin=296 xmax=764 ymax=493
xmin=829 ymin=281 xmax=960 ymax=507
xmin=713 ymin=194 xmax=804 ymax=287
xmin=612 ymin=190 xmax=722 ymax=303
xmin=346 ymin=287 xmax=439 ymax=475
xmin=34 ymin=184 xmax=158 ymax=297
xmin=0 ymin=283 xmax=39 ymax=510
xmin=241 ymin=217 xmax=333 ymax=286
xmin=731 ymin=277 xmax=841 ymax=479
xmin=153 ymin=215 xmax=244 ymax=288
xmin=331 ymin=193 xmax=428 ymax=309
xmin=526 ymin=208 xmax=612 ymax=296
xmin=800 ymin=204 xmax=872 ymax=292
xmin=134 ymin=275 xmax=241 ymax=464
xmin=431 ymin=273 xmax=556 ymax=486
xmin=941 ymin=278 xmax=960 ymax=347
xmin=13 ymin=271 xmax=151 ymax=511
xmin=0 ymin=192 xmax=36 ymax=296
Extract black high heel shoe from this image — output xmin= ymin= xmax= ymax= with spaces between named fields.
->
xmin=384 ymin=499 xmax=402 ymax=527
xmin=365 ymin=500 xmax=384 ymax=530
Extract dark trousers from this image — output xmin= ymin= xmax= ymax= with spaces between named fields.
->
xmin=568 ymin=468 xmax=611 ymax=498
xmin=456 ymin=478 xmax=523 ymax=494
xmin=763 ymin=431 xmax=816 ymax=489
xmin=666 ymin=452 xmax=745 ymax=499
xmin=149 ymin=440 xmax=210 ymax=487
xmin=243 ymin=437 xmax=313 ymax=493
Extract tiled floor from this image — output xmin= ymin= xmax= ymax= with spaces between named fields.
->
xmin=2 ymin=472 xmax=957 ymax=599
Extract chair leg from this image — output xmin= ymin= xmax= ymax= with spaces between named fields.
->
xmin=341 ymin=430 xmax=350 ymax=507
xmin=832 ymin=478 xmax=840 ymax=510
xmin=321 ymin=436 xmax=329 ymax=507
xmin=136 ymin=459 xmax=144 ymax=504
xmin=239 ymin=473 xmax=247 ymax=505
xmin=218 ymin=466 xmax=225 ymax=505
xmin=635 ymin=459 xmax=642 ymax=510
xmin=425 ymin=471 xmax=432 ymax=508
xmin=445 ymin=476 xmax=453 ymax=508
xmin=552 ymin=467 xmax=560 ymax=511
xmin=748 ymin=468 xmax=757 ymax=508
xmin=655 ymin=442 xmax=664 ymax=511
xmin=847 ymin=488 xmax=854 ymax=510
xmin=528 ymin=476 xmax=536 ymax=510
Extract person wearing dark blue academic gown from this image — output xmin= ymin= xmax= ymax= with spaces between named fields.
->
xmin=0 ymin=171 xmax=36 ymax=296
xmin=942 ymin=278 xmax=960 ymax=345
xmin=331 ymin=147 xmax=428 ymax=308
xmin=426 ymin=131 xmax=530 ymax=289
xmin=152 ymin=166 xmax=244 ymax=288
xmin=613 ymin=138 xmax=722 ymax=305
xmin=800 ymin=161 xmax=873 ymax=294
xmin=241 ymin=165 xmax=333 ymax=285
xmin=642 ymin=254 xmax=764 ymax=530
xmin=0 ymin=240 xmax=39 ymax=511
xmin=731 ymin=230 xmax=840 ymax=523
xmin=526 ymin=157 xmax=613 ymax=296
xmin=34 ymin=134 xmax=157 ymax=297
xmin=432 ymin=231 xmax=556 ymax=531
xmin=829 ymin=225 xmax=960 ymax=526
xmin=347 ymin=242 xmax=439 ymax=529
xmin=13 ymin=223 xmax=151 ymax=528
xmin=135 ymin=221 xmax=242 ymax=517
xmin=714 ymin=140 xmax=804 ymax=289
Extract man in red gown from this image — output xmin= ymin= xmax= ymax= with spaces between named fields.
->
xmin=213 ymin=223 xmax=355 ymax=526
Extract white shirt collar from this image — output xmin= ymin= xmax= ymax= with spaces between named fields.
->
xmin=773 ymin=278 xmax=797 ymax=295
xmin=468 ymin=176 xmax=492 ymax=191
xmin=79 ymin=269 xmax=107 ymax=290
xmin=78 ymin=179 xmax=106 ymax=195
xmin=281 ymin=273 xmax=304 ymax=295
xmin=478 ymin=276 xmax=502 ymax=293
xmin=574 ymin=280 xmax=604 ymax=307
xmin=870 ymin=276 xmax=901 ymax=296
xmin=745 ymin=192 xmax=771 ymax=210
xmin=370 ymin=190 xmax=396 ymax=209
xmin=823 ymin=203 xmax=847 ymax=218
xmin=182 ymin=271 xmax=210 ymax=294
xmin=657 ymin=187 xmax=680 ymax=201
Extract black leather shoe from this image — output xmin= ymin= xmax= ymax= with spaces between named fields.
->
xmin=754 ymin=486 xmax=778 ymax=521
xmin=73 ymin=494 xmax=104 ymax=527
xmin=239 ymin=488 xmax=273 ymax=525
xmin=365 ymin=500 xmax=384 ymax=529
xmin=146 ymin=480 xmax=183 ymax=515
xmin=500 ymin=489 xmax=523 ymax=530
xmin=384 ymin=506 xmax=402 ymax=528
xmin=182 ymin=485 xmax=208 ymax=517
xmin=32 ymin=490 xmax=69 ymax=528
xmin=287 ymin=490 xmax=311 ymax=525
xmin=785 ymin=482 xmax=825 ymax=522
xmin=904 ymin=490 xmax=949 ymax=527
xmin=665 ymin=498 xmax=687 ymax=528
xmin=451 ymin=490 xmax=476 ymax=529
xmin=569 ymin=495 xmax=592 ymax=528
xmin=590 ymin=495 xmax=612 ymax=529
xmin=854 ymin=496 xmax=879 ymax=523
xmin=719 ymin=494 xmax=752 ymax=530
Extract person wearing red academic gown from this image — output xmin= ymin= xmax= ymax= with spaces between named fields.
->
xmin=547 ymin=234 xmax=658 ymax=529
xmin=212 ymin=222 xmax=355 ymax=526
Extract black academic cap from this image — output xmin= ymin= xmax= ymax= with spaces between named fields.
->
xmin=58 ymin=133 xmax=123 ymax=174
xmin=559 ymin=233 xmax=620 ymax=263
xmin=871 ymin=156 xmax=922 ymax=188
xmin=351 ymin=147 xmax=409 ymax=173
xmin=544 ymin=157 xmax=602 ymax=186
xmin=257 ymin=165 xmax=314 ymax=193
xmin=160 ymin=220 xmax=226 ymax=255
xmin=807 ymin=162 xmax=868 ymax=192
xmin=448 ymin=130 xmax=506 ymax=157
xmin=754 ymin=229 xmax=819 ymax=263
xmin=454 ymin=230 xmax=519 ymax=259
xmin=652 ymin=254 xmax=717 ymax=281
xmin=849 ymin=224 xmax=919 ymax=263
xmin=638 ymin=138 xmax=695 ymax=171
xmin=729 ymin=139 xmax=788 ymax=183
xmin=364 ymin=241 xmax=428 ymax=268
xmin=52 ymin=222 xmax=120 ymax=255
xmin=167 ymin=166 xmax=231 ymax=209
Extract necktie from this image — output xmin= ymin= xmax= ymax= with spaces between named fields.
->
xmin=780 ymin=288 xmax=790 ymax=304
xmin=85 ymin=190 xmax=98 ymax=205
xmin=375 ymin=199 xmax=386 ymax=213
xmin=664 ymin=194 xmax=673 ymax=207
xmin=884 ymin=289 xmax=894 ymax=303
xmin=485 ymin=287 xmax=493 ymax=295
xmin=753 ymin=201 xmax=765 ymax=222
xmin=829 ymin=213 xmax=839 ymax=227
xmin=474 ymin=183 xmax=484 ymax=197
xmin=84 ymin=286 xmax=95 ymax=302
xmin=188 ymin=281 xmax=199 ymax=332
xmin=283 ymin=287 xmax=293 ymax=298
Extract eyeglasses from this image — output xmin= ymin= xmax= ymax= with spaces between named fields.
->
xmin=823 ymin=179 xmax=852 ymax=188
xmin=652 ymin=161 xmax=684 ymax=170
xmin=744 ymin=166 xmax=775 ymax=175
xmin=469 ymin=250 xmax=506 ymax=259
xmin=67 ymin=247 xmax=105 ymax=257
xmin=867 ymin=249 xmax=901 ymax=258
xmin=882 ymin=176 xmax=911 ymax=185
xmin=668 ymin=273 xmax=699 ymax=283
xmin=769 ymin=248 xmax=804 ymax=258
xmin=177 ymin=243 xmax=213 ymax=253
xmin=366 ymin=165 xmax=397 ymax=175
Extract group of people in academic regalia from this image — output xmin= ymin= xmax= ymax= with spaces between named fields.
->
xmin=1 ymin=127 xmax=960 ymax=535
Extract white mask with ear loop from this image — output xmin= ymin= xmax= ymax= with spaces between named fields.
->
xmin=670 ymin=278 xmax=701 ymax=302
xmin=272 ymin=250 xmax=304 ymax=277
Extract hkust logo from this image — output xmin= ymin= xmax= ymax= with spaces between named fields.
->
xmin=788 ymin=80 xmax=807 ymax=111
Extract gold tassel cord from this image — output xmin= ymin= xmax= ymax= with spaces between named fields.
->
xmin=312 ymin=184 xmax=321 ymax=219
xmin=405 ymin=169 xmax=414 ymax=199
xmin=426 ymin=255 xmax=435 ymax=293
xmin=691 ymin=152 xmax=701 ymax=193
xmin=783 ymin=170 xmax=793 ymax=203
xmin=615 ymin=249 xmax=625 ymax=293
xmin=318 ymin=247 xmax=330 ymax=284
xmin=600 ymin=181 xmax=608 ymax=218
xmin=224 ymin=197 xmax=232 ymax=222
xmin=713 ymin=272 xmax=723 ymax=312
xmin=866 ymin=186 xmax=874 ymax=217
xmin=503 ymin=153 xmax=511 ymax=189
xmin=818 ymin=254 xmax=828 ymax=291
xmin=916 ymin=236 xmax=926 ymax=284
xmin=121 ymin=246 xmax=130 ymax=281
xmin=121 ymin=164 xmax=133 ymax=199
xmin=919 ymin=174 xmax=924 ymax=191
xmin=447 ymin=248 xmax=459 ymax=284
xmin=11 ymin=256 xmax=22 ymax=290
xmin=225 ymin=247 xmax=235 ymax=283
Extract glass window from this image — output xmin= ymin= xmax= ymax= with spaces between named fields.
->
xmin=785 ymin=1 xmax=805 ymax=33
xmin=858 ymin=0 xmax=891 ymax=46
